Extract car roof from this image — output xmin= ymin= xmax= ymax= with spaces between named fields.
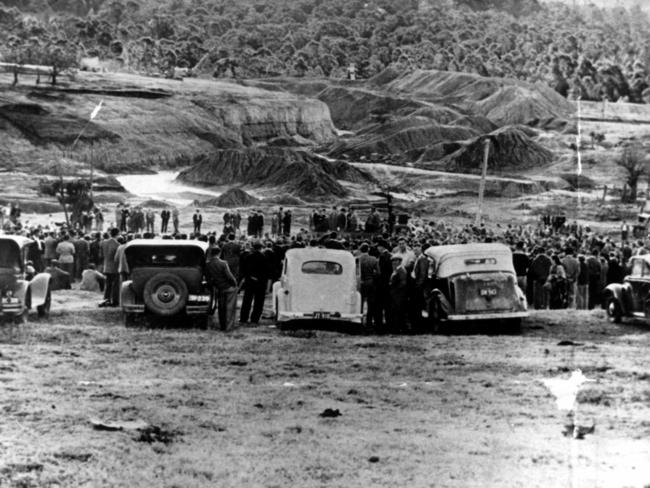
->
xmin=124 ymin=239 xmax=209 ymax=252
xmin=630 ymin=254 xmax=650 ymax=264
xmin=285 ymin=247 xmax=355 ymax=264
xmin=0 ymin=235 xmax=34 ymax=249
xmin=424 ymin=243 xmax=515 ymax=277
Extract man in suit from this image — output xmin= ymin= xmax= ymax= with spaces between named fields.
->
xmin=99 ymin=227 xmax=120 ymax=307
xmin=43 ymin=232 xmax=58 ymax=266
xmin=206 ymin=246 xmax=239 ymax=331
xmin=221 ymin=234 xmax=242 ymax=281
xmin=160 ymin=208 xmax=170 ymax=233
xmin=358 ymin=243 xmax=380 ymax=329
xmin=240 ymin=241 xmax=270 ymax=324
xmin=375 ymin=239 xmax=393 ymax=332
xmin=529 ymin=247 xmax=552 ymax=309
xmin=388 ymin=255 xmax=408 ymax=332
xmin=410 ymin=243 xmax=429 ymax=331
xmin=192 ymin=209 xmax=203 ymax=235
xmin=44 ymin=260 xmax=72 ymax=291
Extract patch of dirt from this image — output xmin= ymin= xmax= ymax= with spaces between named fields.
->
xmin=0 ymin=291 xmax=648 ymax=487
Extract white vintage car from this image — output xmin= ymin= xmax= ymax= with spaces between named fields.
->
xmin=272 ymin=248 xmax=363 ymax=324
xmin=425 ymin=243 xmax=528 ymax=328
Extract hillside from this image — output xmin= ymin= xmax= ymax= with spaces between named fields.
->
xmin=0 ymin=71 xmax=336 ymax=174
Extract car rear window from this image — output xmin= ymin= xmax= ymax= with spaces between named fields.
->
xmin=301 ymin=261 xmax=343 ymax=275
xmin=126 ymin=246 xmax=205 ymax=268
xmin=464 ymin=258 xmax=497 ymax=265
xmin=0 ymin=241 xmax=20 ymax=270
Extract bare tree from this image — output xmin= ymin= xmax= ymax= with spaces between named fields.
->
xmin=617 ymin=143 xmax=648 ymax=203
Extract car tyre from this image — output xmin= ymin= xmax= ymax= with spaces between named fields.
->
xmin=143 ymin=273 xmax=188 ymax=316
xmin=37 ymin=289 xmax=51 ymax=319
xmin=607 ymin=298 xmax=623 ymax=324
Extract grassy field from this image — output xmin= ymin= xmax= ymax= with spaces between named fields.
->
xmin=1 ymin=290 xmax=649 ymax=487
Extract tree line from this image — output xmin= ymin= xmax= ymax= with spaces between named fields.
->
xmin=2 ymin=0 xmax=650 ymax=101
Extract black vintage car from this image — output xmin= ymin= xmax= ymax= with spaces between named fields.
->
xmin=424 ymin=243 xmax=528 ymax=330
xmin=0 ymin=236 xmax=51 ymax=323
xmin=603 ymin=254 xmax=650 ymax=323
xmin=120 ymin=239 xmax=215 ymax=326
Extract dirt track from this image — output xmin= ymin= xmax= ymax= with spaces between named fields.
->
xmin=1 ymin=290 xmax=649 ymax=488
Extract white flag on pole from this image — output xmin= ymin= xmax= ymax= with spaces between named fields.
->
xmin=90 ymin=100 xmax=103 ymax=120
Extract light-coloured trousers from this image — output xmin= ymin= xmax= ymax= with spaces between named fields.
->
xmin=216 ymin=287 xmax=238 ymax=331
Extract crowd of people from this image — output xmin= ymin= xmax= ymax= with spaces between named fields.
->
xmin=1 ymin=200 xmax=643 ymax=332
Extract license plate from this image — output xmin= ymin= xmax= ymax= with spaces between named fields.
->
xmin=4 ymin=298 xmax=18 ymax=304
xmin=313 ymin=312 xmax=330 ymax=319
xmin=188 ymin=295 xmax=210 ymax=302
xmin=480 ymin=288 xmax=498 ymax=297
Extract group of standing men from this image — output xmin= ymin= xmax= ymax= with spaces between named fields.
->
xmin=358 ymin=238 xmax=428 ymax=332
xmin=116 ymin=204 xmax=180 ymax=234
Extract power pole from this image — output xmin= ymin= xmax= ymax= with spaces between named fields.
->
xmin=476 ymin=138 xmax=490 ymax=226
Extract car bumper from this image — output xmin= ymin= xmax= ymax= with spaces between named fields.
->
xmin=0 ymin=301 xmax=24 ymax=315
xmin=277 ymin=311 xmax=363 ymax=324
xmin=122 ymin=304 xmax=210 ymax=315
xmin=446 ymin=311 xmax=528 ymax=321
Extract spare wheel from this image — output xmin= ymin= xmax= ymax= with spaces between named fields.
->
xmin=143 ymin=273 xmax=188 ymax=316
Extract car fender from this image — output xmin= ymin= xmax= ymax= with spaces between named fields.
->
xmin=28 ymin=273 xmax=51 ymax=308
xmin=14 ymin=280 xmax=29 ymax=306
xmin=514 ymin=284 xmax=528 ymax=311
xmin=353 ymin=290 xmax=362 ymax=313
xmin=431 ymin=288 xmax=452 ymax=319
xmin=603 ymin=283 xmax=632 ymax=314
xmin=121 ymin=280 xmax=136 ymax=308
xmin=273 ymin=281 xmax=290 ymax=313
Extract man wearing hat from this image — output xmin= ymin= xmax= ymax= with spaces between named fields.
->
xmin=206 ymin=246 xmax=238 ymax=331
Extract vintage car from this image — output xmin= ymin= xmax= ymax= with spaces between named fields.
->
xmin=272 ymin=248 xmax=363 ymax=324
xmin=0 ymin=236 xmax=51 ymax=323
xmin=603 ymin=254 xmax=650 ymax=323
xmin=120 ymin=239 xmax=215 ymax=326
xmin=424 ymin=243 xmax=528 ymax=328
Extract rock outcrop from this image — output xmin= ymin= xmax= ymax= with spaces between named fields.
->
xmin=434 ymin=126 xmax=554 ymax=173
xmin=178 ymin=148 xmax=376 ymax=201
xmin=329 ymin=118 xmax=478 ymax=160
xmin=202 ymin=188 xmax=260 ymax=208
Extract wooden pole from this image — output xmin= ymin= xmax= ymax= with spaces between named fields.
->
xmin=476 ymin=139 xmax=490 ymax=226
xmin=89 ymin=141 xmax=94 ymax=200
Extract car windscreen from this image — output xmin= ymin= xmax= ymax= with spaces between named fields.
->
xmin=301 ymin=261 xmax=343 ymax=275
xmin=0 ymin=241 xmax=21 ymax=271
xmin=126 ymin=246 xmax=205 ymax=268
